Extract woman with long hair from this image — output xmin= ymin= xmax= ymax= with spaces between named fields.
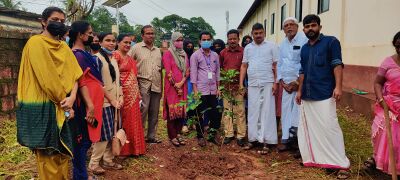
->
xmin=69 ymin=20 xmax=104 ymax=179
xmin=88 ymin=32 xmax=124 ymax=174
xmin=114 ymin=34 xmax=146 ymax=156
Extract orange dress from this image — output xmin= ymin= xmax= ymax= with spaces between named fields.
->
xmin=113 ymin=51 xmax=146 ymax=156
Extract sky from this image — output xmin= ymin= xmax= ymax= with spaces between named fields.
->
xmin=21 ymin=0 xmax=254 ymax=40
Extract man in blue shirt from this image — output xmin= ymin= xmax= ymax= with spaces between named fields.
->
xmin=295 ymin=14 xmax=350 ymax=178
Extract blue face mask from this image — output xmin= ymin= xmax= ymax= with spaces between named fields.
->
xmin=201 ymin=40 xmax=212 ymax=49
xmin=101 ymin=47 xmax=113 ymax=55
xmin=131 ymin=42 xmax=136 ymax=47
xmin=65 ymin=36 xmax=70 ymax=44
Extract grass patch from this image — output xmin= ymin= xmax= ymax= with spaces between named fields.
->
xmin=0 ymin=120 xmax=36 ymax=179
xmin=338 ymin=110 xmax=373 ymax=175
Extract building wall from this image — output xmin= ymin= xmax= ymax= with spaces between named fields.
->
xmin=0 ymin=30 xmax=31 ymax=120
xmin=239 ymin=0 xmax=400 ymax=93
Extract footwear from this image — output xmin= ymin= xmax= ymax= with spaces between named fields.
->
xmin=337 ymin=170 xmax=350 ymax=179
xmin=182 ymin=125 xmax=189 ymax=134
xmin=223 ymin=137 xmax=234 ymax=144
xmin=243 ymin=142 xmax=255 ymax=150
xmin=177 ymin=137 xmax=186 ymax=145
xmin=362 ymin=157 xmax=376 ymax=171
xmin=198 ymin=138 xmax=206 ymax=147
xmin=257 ymin=145 xmax=269 ymax=155
xmin=277 ymin=144 xmax=289 ymax=152
xmin=236 ymin=138 xmax=246 ymax=147
xmin=89 ymin=165 xmax=106 ymax=175
xmin=102 ymin=162 xmax=123 ymax=170
xmin=146 ymin=138 xmax=162 ymax=144
xmin=170 ymin=138 xmax=180 ymax=147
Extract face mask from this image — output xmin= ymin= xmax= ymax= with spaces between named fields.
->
xmin=131 ymin=42 xmax=136 ymax=47
xmin=83 ymin=36 xmax=93 ymax=46
xmin=173 ymin=41 xmax=183 ymax=49
xmin=201 ymin=41 xmax=212 ymax=49
xmin=101 ymin=47 xmax=113 ymax=55
xmin=46 ymin=21 xmax=67 ymax=37
xmin=214 ymin=47 xmax=222 ymax=54
xmin=65 ymin=36 xmax=70 ymax=44
xmin=90 ymin=43 xmax=101 ymax=51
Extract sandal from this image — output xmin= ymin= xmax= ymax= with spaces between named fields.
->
xmin=243 ymin=142 xmax=255 ymax=150
xmin=170 ymin=138 xmax=180 ymax=147
xmin=337 ymin=170 xmax=350 ymax=179
xmin=102 ymin=162 xmax=123 ymax=170
xmin=363 ymin=157 xmax=376 ymax=170
xmin=89 ymin=165 xmax=106 ymax=175
xmin=177 ymin=137 xmax=186 ymax=145
xmin=257 ymin=146 xmax=269 ymax=155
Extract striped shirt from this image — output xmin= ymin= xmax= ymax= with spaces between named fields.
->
xmin=128 ymin=42 xmax=162 ymax=93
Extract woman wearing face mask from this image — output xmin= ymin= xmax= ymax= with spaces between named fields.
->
xmin=69 ymin=20 xmax=105 ymax=178
xmin=212 ymin=39 xmax=226 ymax=55
xmin=182 ymin=39 xmax=195 ymax=133
xmin=113 ymin=34 xmax=146 ymax=156
xmin=89 ymin=33 xmax=101 ymax=55
xmin=162 ymin=32 xmax=189 ymax=147
xmin=17 ymin=7 xmax=82 ymax=179
xmin=88 ymin=32 xmax=124 ymax=173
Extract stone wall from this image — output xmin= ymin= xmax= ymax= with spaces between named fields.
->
xmin=0 ymin=30 xmax=33 ymax=120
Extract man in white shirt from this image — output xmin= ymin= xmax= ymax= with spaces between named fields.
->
xmin=277 ymin=17 xmax=308 ymax=151
xmin=239 ymin=23 xmax=279 ymax=154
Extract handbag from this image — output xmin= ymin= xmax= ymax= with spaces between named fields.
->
xmin=112 ymin=84 xmax=128 ymax=156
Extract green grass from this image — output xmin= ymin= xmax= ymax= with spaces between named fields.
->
xmin=338 ymin=110 xmax=374 ymax=178
xmin=0 ymin=120 xmax=36 ymax=179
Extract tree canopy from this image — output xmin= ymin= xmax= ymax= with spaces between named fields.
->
xmin=87 ymin=6 xmax=138 ymax=35
xmin=0 ymin=0 xmax=24 ymax=10
xmin=151 ymin=14 xmax=215 ymax=46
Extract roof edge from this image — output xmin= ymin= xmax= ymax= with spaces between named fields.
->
xmin=237 ymin=0 xmax=262 ymax=30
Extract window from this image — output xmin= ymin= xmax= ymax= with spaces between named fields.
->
xmin=280 ymin=4 xmax=286 ymax=30
xmin=318 ymin=0 xmax=329 ymax=14
xmin=295 ymin=0 xmax=303 ymax=22
xmin=271 ymin=13 xmax=275 ymax=34
xmin=264 ymin=19 xmax=267 ymax=32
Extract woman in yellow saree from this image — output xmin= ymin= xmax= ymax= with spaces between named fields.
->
xmin=17 ymin=7 xmax=82 ymax=180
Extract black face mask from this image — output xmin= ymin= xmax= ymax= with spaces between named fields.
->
xmin=89 ymin=43 xmax=101 ymax=51
xmin=184 ymin=47 xmax=194 ymax=55
xmin=83 ymin=36 xmax=93 ymax=46
xmin=46 ymin=21 xmax=67 ymax=37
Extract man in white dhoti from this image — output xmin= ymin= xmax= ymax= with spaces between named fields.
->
xmin=295 ymin=14 xmax=350 ymax=178
xmin=240 ymin=23 xmax=279 ymax=154
xmin=277 ymin=17 xmax=308 ymax=152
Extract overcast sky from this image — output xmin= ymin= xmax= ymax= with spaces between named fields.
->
xmin=22 ymin=0 xmax=254 ymax=40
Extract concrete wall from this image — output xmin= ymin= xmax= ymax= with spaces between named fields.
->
xmin=0 ymin=30 xmax=31 ymax=120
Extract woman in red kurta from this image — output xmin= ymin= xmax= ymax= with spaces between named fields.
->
xmin=114 ymin=34 xmax=146 ymax=156
xmin=162 ymin=32 xmax=189 ymax=147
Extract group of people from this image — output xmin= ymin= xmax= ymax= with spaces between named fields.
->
xmin=15 ymin=6 xmax=399 ymax=180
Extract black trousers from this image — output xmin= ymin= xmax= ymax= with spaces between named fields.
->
xmin=195 ymin=95 xmax=220 ymax=138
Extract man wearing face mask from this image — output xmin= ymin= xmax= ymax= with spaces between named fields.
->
xmin=17 ymin=7 xmax=83 ymax=179
xmin=295 ymin=14 xmax=350 ymax=178
xmin=190 ymin=31 xmax=221 ymax=147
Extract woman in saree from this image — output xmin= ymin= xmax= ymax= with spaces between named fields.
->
xmin=114 ymin=34 xmax=146 ymax=156
xmin=365 ymin=31 xmax=400 ymax=175
xmin=17 ymin=7 xmax=82 ymax=179
xmin=69 ymin=21 xmax=104 ymax=179
xmin=162 ymin=32 xmax=189 ymax=147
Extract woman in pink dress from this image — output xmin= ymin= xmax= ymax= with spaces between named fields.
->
xmin=114 ymin=34 xmax=146 ymax=156
xmin=365 ymin=31 xmax=400 ymax=175
xmin=162 ymin=32 xmax=189 ymax=147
